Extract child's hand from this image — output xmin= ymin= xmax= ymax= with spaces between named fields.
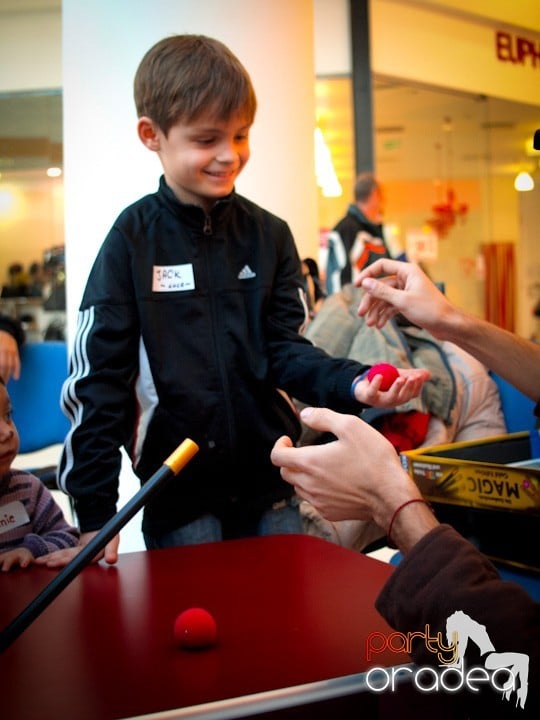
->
xmin=34 ymin=531 xmax=120 ymax=568
xmin=353 ymin=367 xmax=430 ymax=408
xmin=0 ymin=547 xmax=34 ymax=572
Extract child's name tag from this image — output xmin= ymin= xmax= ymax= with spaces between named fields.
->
xmin=0 ymin=501 xmax=30 ymax=536
xmin=153 ymin=264 xmax=195 ymax=292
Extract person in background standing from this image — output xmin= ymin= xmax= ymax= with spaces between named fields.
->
xmin=325 ymin=172 xmax=396 ymax=294
xmin=27 ymin=262 xmax=45 ymax=298
xmin=301 ymin=257 xmax=326 ymax=319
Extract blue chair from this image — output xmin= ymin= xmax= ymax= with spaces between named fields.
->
xmin=490 ymin=372 xmax=537 ymax=434
xmin=6 ymin=340 xmax=70 ymax=454
xmin=389 ymin=550 xmax=540 ymax=601
xmin=6 ymin=340 xmax=72 ymax=520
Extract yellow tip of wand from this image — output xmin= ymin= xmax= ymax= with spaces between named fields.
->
xmin=164 ymin=438 xmax=199 ymax=475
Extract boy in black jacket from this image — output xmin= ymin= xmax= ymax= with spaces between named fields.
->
xmin=45 ymin=35 xmax=428 ymax=566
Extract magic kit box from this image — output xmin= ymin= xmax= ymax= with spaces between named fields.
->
xmin=401 ymin=431 xmax=540 ymax=570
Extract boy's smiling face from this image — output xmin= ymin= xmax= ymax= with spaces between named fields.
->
xmin=139 ymin=111 xmax=251 ymax=214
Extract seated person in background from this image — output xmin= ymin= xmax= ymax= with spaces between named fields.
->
xmin=0 ymin=313 xmax=25 ymax=382
xmin=301 ymin=257 xmax=326 ymax=319
xmin=271 ymin=407 xmax=539 ymax=720
xmin=1 ymin=263 xmax=30 ymax=298
xmin=27 ymin=261 xmax=45 ymax=297
xmin=297 ymin=282 xmax=506 ymax=551
xmin=0 ymin=378 xmax=79 ymax=571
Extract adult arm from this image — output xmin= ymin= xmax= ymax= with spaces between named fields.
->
xmin=270 ymin=406 xmax=539 ymax=715
xmin=377 ymin=524 xmax=539 ymax=716
xmin=356 ymin=258 xmax=540 ymax=402
xmin=377 ymin=524 xmax=539 ymax=664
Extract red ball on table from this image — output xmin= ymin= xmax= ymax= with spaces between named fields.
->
xmin=366 ymin=362 xmax=399 ymax=391
xmin=173 ymin=607 xmax=217 ymax=650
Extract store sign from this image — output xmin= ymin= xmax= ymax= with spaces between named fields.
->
xmin=495 ymin=30 xmax=540 ymax=69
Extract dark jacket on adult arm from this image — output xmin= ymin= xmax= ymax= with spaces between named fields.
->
xmin=377 ymin=524 xmax=539 ymax=719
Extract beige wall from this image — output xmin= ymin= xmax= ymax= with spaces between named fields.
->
xmin=0 ymin=8 xmax=61 ymax=92
xmin=371 ymin=0 xmax=540 ymax=105
xmin=408 ymin=0 xmax=540 ymax=33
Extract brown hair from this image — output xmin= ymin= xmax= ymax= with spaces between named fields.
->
xmin=134 ymin=34 xmax=257 ymax=136
xmin=354 ymin=172 xmax=379 ymax=203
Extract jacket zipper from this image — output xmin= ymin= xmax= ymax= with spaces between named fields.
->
xmin=201 ymin=213 xmax=236 ymax=453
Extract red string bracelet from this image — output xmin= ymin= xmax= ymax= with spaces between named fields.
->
xmin=387 ymin=498 xmax=433 ymax=546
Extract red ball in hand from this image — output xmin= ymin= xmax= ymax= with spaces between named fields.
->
xmin=173 ymin=607 xmax=217 ymax=649
xmin=366 ymin=363 xmax=399 ymax=391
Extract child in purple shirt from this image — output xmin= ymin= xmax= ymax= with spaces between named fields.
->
xmin=0 ymin=378 xmax=78 ymax=571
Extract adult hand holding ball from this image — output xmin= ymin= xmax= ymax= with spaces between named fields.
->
xmin=174 ymin=607 xmax=217 ymax=650
xmin=366 ymin=362 xmax=399 ymax=391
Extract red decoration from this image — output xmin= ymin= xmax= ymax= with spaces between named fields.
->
xmin=426 ymin=127 xmax=469 ymax=238
xmin=427 ymin=188 xmax=469 ymax=238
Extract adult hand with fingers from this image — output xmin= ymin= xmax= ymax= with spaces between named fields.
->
xmin=351 ymin=365 xmax=430 ymax=408
xmin=356 ymin=257 xmax=540 ymax=402
xmin=270 ymin=404 xmax=540 ymax=720
xmin=270 ymin=406 xmax=437 ymax=550
xmin=356 ymin=258 xmax=453 ymax=334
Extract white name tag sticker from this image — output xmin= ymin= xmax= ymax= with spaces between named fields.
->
xmin=0 ymin=501 xmax=30 ymax=536
xmin=153 ymin=264 xmax=195 ymax=292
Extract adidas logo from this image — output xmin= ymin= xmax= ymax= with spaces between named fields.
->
xmin=238 ymin=265 xmax=256 ymax=280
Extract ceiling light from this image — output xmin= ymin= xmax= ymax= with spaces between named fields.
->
xmin=514 ymin=171 xmax=534 ymax=192
xmin=314 ymin=127 xmax=342 ymax=198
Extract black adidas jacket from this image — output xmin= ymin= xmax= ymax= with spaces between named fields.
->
xmin=59 ymin=177 xmax=368 ymax=536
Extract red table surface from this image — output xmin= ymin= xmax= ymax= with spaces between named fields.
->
xmin=0 ymin=534 xmax=409 ymax=719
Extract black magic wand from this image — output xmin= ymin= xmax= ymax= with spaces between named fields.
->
xmin=0 ymin=438 xmax=199 ymax=653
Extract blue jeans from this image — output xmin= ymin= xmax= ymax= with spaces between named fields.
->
xmin=144 ymin=497 xmax=303 ymax=549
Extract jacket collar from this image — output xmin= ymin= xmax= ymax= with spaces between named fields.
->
xmin=347 ymin=203 xmax=383 ymax=235
xmin=158 ymin=175 xmax=234 ymax=224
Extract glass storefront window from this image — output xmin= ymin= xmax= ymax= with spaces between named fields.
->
xmin=315 ymin=74 xmax=540 ymax=329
